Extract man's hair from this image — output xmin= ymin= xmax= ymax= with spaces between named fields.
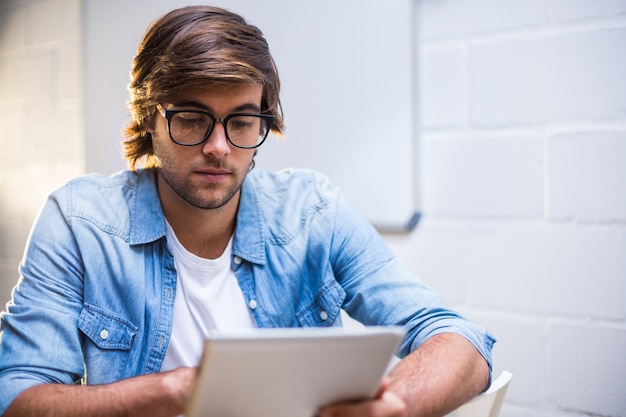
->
xmin=123 ymin=5 xmax=283 ymax=170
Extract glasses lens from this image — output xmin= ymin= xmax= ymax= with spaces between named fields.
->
xmin=226 ymin=115 xmax=269 ymax=148
xmin=169 ymin=111 xmax=213 ymax=145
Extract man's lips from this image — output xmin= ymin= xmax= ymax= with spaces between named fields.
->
xmin=195 ymin=168 xmax=231 ymax=175
xmin=194 ymin=168 xmax=232 ymax=182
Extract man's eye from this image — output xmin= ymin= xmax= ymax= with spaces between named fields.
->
xmin=230 ymin=116 xmax=258 ymax=131
xmin=176 ymin=114 xmax=207 ymax=128
xmin=231 ymin=120 xmax=253 ymax=129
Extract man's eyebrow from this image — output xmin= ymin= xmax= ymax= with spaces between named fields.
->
xmin=172 ymin=100 xmax=261 ymax=113
xmin=231 ymin=103 xmax=262 ymax=113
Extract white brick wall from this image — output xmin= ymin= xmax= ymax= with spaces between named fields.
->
xmin=0 ymin=0 xmax=84 ymax=304
xmin=384 ymin=1 xmax=626 ymax=416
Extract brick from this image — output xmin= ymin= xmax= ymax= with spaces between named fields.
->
xmin=418 ymin=46 xmax=465 ymax=128
xmin=0 ymin=59 xmax=24 ymax=102
xmin=549 ymin=0 xmax=626 ymax=22
xmin=418 ymin=0 xmax=546 ymax=41
xmin=548 ymin=320 xmax=626 ymax=416
xmin=548 ymin=131 xmax=626 ymax=222
xmin=421 ymin=133 xmax=543 ymax=218
xmin=28 ymin=0 xmax=80 ymax=47
xmin=56 ymin=43 xmax=82 ymax=98
xmin=467 ymin=222 xmax=626 ymax=320
xmin=26 ymin=101 xmax=84 ymax=154
xmin=470 ymin=312 xmax=546 ymax=404
xmin=385 ymin=217 xmax=467 ymax=304
xmin=0 ymin=106 xmax=26 ymax=160
xmin=470 ymin=27 xmax=626 ymax=126
xmin=1 ymin=54 xmax=54 ymax=101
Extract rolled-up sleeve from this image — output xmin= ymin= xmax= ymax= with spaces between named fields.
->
xmin=330 ymin=194 xmax=495 ymax=374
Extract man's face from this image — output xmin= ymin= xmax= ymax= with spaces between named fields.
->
xmin=149 ymin=83 xmax=263 ymax=211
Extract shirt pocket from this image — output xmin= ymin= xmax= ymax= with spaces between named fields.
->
xmin=78 ymin=303 xmax=138 ymax=383
xmin=296 ymin=280 xmax=346 ymax=327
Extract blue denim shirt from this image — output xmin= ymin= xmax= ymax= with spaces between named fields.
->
xmin=0 ymin=168 xmax=494 ymax=414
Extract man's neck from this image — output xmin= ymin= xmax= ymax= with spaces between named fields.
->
xmin=157 ymin=178 xmax=239 ymax=260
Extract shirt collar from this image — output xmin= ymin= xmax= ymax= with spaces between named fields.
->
xmin=128 ymin=168 xmax=266 ymax=264
xmin=233 ymin=173 xmax=267 ymax=265
xmin=129 ymin=169 xmax=167 ymax=245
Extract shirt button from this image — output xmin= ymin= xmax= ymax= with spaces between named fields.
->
xmin=99 ymin=329 xmax=109 ymax=340
xmin=233 ymin=256 xmax=242 ymax=265
xmin=248 ymin=299 xmax=257 ymax=310
xmin=320 ymin=310 xmax=328 ymax=321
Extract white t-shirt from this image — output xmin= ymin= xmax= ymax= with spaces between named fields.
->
xmin=161 ymin=222 xmax=256 ymax=372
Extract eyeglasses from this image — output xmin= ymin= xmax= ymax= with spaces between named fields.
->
xmin=156 ymin=104 xmax=274 ymax=149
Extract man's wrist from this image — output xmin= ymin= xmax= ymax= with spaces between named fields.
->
xmin=159 ymin=367 xmax=196 ymax=412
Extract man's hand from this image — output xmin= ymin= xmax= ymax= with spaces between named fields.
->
xmin=319 ymin=333 xmax=489 ymax=417
xmin=318 ymin=378 xmax=407 ymax=417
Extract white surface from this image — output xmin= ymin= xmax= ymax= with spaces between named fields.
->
xmin=186 ymin=326 xmax=405 ymax=417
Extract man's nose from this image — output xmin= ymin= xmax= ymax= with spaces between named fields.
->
xmin=202 ymin=122 xmax=230 ymax=158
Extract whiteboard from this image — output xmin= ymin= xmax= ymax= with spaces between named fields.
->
xmin=84 ymin=0 xmax=418 ymax=230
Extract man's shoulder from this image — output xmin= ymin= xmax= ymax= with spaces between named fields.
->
xmin=240 ymin=168 xmax=341 ymax=238
xmin=62 ymin=169 xmax=143 ymax=191
xmin=245 ymin=168 xmax=342 ymax=210
xmin=51 ymin=169 xmax=158 ymax=227
xmin=246 ymin=168 xmax=334 ymax=194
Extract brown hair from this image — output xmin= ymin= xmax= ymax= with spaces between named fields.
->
xmin=123 ymin=6 xmax=283 ymax=170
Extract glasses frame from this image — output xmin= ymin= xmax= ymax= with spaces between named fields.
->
xmin=156 ymin=104 xmax=274 ymax=149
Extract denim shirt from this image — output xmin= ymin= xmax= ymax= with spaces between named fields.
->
xmin=0 ymin=168 xmax=494 ymax=414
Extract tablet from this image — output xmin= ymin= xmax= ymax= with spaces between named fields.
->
xmin=186 ymin=326 xmax=406 ymax=417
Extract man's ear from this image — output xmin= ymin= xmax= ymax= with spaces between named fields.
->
xmin=144 ymin=119 xmax=155 ymax=134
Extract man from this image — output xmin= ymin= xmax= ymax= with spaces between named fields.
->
xmin=0 ymin=6 xmax=494 ymax=417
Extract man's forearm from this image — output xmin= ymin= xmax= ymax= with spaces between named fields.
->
xmin=387 ymin=332 xmax=490 ymax=417
xmin=3 ymin=367 xmax=195 ymax=417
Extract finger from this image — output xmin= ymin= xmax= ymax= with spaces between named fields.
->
xmin=318 ymin=391 xmax=406 ymax=417
xmin=375 ymin=377 xmax=390 ymax=399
